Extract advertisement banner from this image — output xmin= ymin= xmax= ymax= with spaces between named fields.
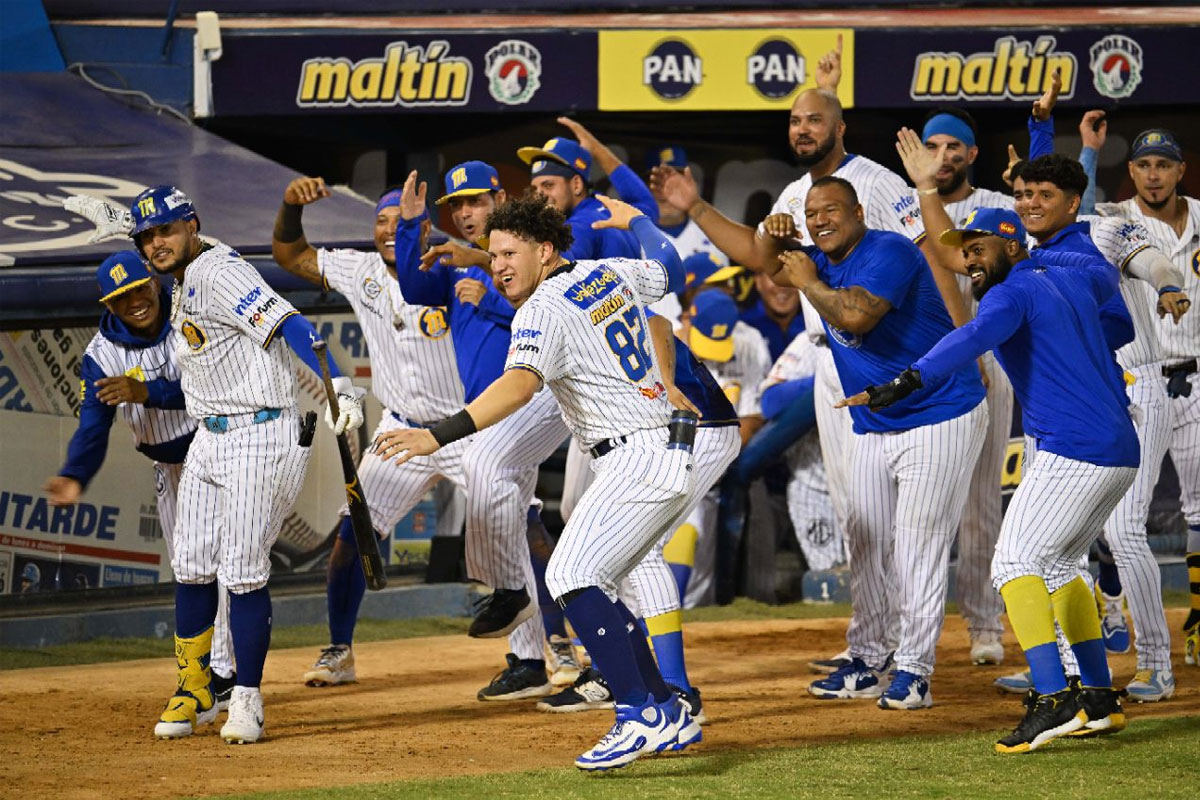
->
xmin=856 ymin=26 xmax=1200 ymax=107
xmin=210 ymin=32 xmax=598 ymax=116
xmin=598 ymin=29 xmax=853 ymax=111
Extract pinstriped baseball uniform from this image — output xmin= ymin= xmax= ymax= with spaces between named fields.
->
xmin=171 ymin=243 xmax=311 ymax=593
xmin=939 ymin=187 xmax=1018 ymax=640
xmin=506 ymin=256 xmax=694 ymax=600
xmin=765 ymin=155 xmax=927 ymax=576
xmin=317 ymin=249 xmax=471 ymax=533
xmin=1104 ymin=197 xmax=1200 ymax=534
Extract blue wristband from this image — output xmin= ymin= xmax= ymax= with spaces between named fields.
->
xmin=1159 ymin=285 xmax=1182 ymax=296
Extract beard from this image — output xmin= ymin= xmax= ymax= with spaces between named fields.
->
xmin=971 ymin=252 xmax=1013 ymax=301
xmin=1140 ymin=192 xmax=1172 ymax=210
xmin=793 ymin=130 xmax=837 ymax=167
xmin=937 ymin=166 xmax=968 ymax=196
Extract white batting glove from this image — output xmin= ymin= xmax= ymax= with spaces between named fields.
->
xmin=325 ymin=376 xmax=366 ymax=435
xmin=64 ymin=195 xmax=135 ymax=243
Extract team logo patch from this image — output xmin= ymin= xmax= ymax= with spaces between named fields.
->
xmin=124 ymin=365 xmax=146 ymax=381
xmin=1090 ymin=35 xmax=1143 ymax=99
xmin=362 ymin=276 xmax=382 ymax=299
xmin=1192 ymin=249 xmax=1199 ymax=278
xmin=999 ymin=221 xmax=1016 ymax=234
xmin=485 ymin=40 xmax=542 ymax=106
xmin=638 ymin=381 xmax=666 ymax=401
xmin=643 ymin=39 xmax=702 ymax=100
xmin=109 ymin=263 xmax=129 ymax=284
xmin=747 ymin=39 xmax=805 ymax=100
xmin=418 ymin=307 xmax=449 ymax=339
xmin=564 ymin=266 xmax=621 ymax=309
xmin=181 ymin=320 xmax=207 ymax=350
xmin=827 ymin=325 xmax=862 ymax=350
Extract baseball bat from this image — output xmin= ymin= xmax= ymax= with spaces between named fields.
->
xmin=312 ymin=339 xmax=387 ymax=591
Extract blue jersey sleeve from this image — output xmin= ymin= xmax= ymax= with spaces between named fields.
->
xmin=1028 ymin=115 xmax=1054 ymax=161
xmin=630 ymin=215 xmax=684 ymax=294
xmin=280 ymin=313 xmax=343 ymax=378
xmin=1098 ymin=293 xmax=1135 ymax=352
xmin=761 ymin=377 xmax=815 ymax=421
xmin=1079 ymin=146 xmax=1098 ymax=215
xmin=143 ymin=378 xmax=186 ymax=410
xmin=844 ymin=236 xmax=921 ymax=307
xmin=59 ymin=354 xmax=117 ymax=489
xmin=471 ymin=275 xmax=517 ymax=326
xmin=915 ymin=285 xmax=1025 ymax=386
xmin=393 ymin=219 xmax=453 ymax=307
xmin=608 ymin=164 xmax=659 ymax=221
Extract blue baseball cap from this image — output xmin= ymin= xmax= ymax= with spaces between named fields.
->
xmin=688 ymin=290 xmax=739 ymax=363
xmin=517 ymin=137 xmax=592 ymax=179
xmin=129 ymin=185 xmax=198 ymax=238
xmin=1131 ymin=129 xmax=1183 ymax=162
xmin=645 ymin=145 xmax=688 ymax=172
xmin=436 ymin=160 xmax=502 ymax=205
xmin=939 ymin=207 xmax=1027 ymax=248
xmin=683 ymin=251 xmax=742 ymax=292
xmin=97 ymin=250 xmax=154 ymax=303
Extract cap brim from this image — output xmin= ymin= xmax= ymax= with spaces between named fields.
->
xmin=689 ymin=328 xmax=735 ymax=363
xmin=704 ymin=265 xmax=744 ymax=284
xmin=434 ymin=187 xmax=492 ymax=205
xmin=938 ymin=228 xmax=993 ymax=248
xmin=99 ymin=277 xmax=151 ymax=303
xmin=1131 ymin=146 xmax=1183 ymax=162
xmin=518 ymin=146 xmax=571 ymax=168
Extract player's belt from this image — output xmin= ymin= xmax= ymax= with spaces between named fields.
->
xmin=589 ymin=435 xmax=628 ymax=459
xmin=389 ymin=411 xmax=432 ymax=428
xmin=1162 ymin=358 xmax=1197 ymax=378
xmin=202 ymin=407 xmax=282 ymax=434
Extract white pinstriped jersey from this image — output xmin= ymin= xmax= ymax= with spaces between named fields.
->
xmin=505 ymin=257 xmax=672 ymax=448
xmin=764 ymin=330 xmax=821 ymax=385
xmin=1102 ymin=196 xmax=1200 ymax=361
xmin=765 ymin=155 xmax=926 ymax=341
xmin=318 ymin=249 xmax=462 ymax=423
xmin=665 ymin=219 xmax=730 ymax=265
xmin=83 ymin=328 xmax=196 ymax=446
xmin=939 ymin=186 xmax=1015 ymax=314
xmin=702 ymin=322 xmax=772 ymax=418
xmin=170 ymin=242 xmax=299 ymax=417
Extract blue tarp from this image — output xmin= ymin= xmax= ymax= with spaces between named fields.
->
xmin=0 ymin=72 xmax=373 ymax=268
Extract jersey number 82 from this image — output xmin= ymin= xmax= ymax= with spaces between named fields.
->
xmin=604 ymin=307 xmax=654 ymax=382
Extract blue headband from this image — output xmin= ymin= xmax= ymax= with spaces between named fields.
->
xmin=922 ymin=114 xmax=976 ymax=149
xmin=375 ymin=190 xmax=428 ymax=222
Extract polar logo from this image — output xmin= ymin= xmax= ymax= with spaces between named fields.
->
xmin=643 ymin=39 xmax=702 ymax=100
xmin=747 ymin=39 xmax=805 ymax=99
xmin=485 ymin=39 xmax=542 ymax=105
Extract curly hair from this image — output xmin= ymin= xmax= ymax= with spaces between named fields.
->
xmin=484 ymin=190 xmax=574 ymax=253
xmin=1019 ymin=153 xmax=1089 ymax=196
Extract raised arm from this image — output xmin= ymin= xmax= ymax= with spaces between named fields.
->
xmin=272 ymin=176 xmax=331 ymax=286
xmin=556 ymin=117 xmax=658 ymax=220
xmin=1078 ymin=110 xmax=1107 ymax=215
xmin=775 ymin=250 xmax=892 ymax=336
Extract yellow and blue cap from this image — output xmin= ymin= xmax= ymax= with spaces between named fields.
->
xmin=435 ymin=160 xmax=502 ymax=205
xmin=645 ymin=144 xmax=688 ymax=172
xmin=688 ymin=290 xmax=739 ymax=363
xmin=97 ymin=250 xmax=154 ymax=303
xmin=1131 ymin=129 xmax=1183 ymax=162
xmin=517 ymin=137 xmax=592 ymax=179
xmin=939 ymin=207 xmax=1026 ymax=248
xmin=683 ymin=251 xmax=742 ymax=292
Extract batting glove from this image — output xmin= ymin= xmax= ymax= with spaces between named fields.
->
xmin=325 ymin=376 xmax=367 ymax=435
xmin=864 ymin=368 xmax=923 ymax=410
xmin=63 ymin=195 xmax=134 ymax=243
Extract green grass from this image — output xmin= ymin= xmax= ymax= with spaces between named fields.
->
xmin=209 ymin=715 xmax=1200 ymax=800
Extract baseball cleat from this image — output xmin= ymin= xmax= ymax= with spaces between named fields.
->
xmin=574 ymin=697 xmax=678 ymax=771
xmin=547 ymin=635 xmax=582 ymax=687
xmin=1096 ymin=587 xmax=1131 ymax=654
xmin=808 ymin=647 xmax=851 ymax=675
xmin=808 ymin=657 xmax=887 ymax=700
xmin=1068 ymin=686 xmax=1126 ymax=737
xmin=969 ymin=632 xmax=1004 ymax=665
xmin=221 ymin=686 xmax=265 ymax=744
xmin=212 ymin=671 xmax=236 ymax=712
xmin=154 ymin=688 xmax=218 ymax=739
xmin=669 ymin=683 xmax=707 ymax=725
xmin=304 ymin=644 xmax=356 ymax=687
xmin=877 ymin=670 xmax=933 ymax=710
xmin=995 ymin=688 xmax=1084 ymax=754
xmin=661 ymin=695 xmax=703 ymax=752
xmin=468 ymin=588 xmax=536 ymax=639
xmin=478 ymin=653 xmax=552 ymax=701
xmin=1124 ymin=669 xmax=1175 ymax=703
xmin=994 ymin=669 xmax=1033 ymax=694
xmin=537 ymin=667 xmax=614 ymax=712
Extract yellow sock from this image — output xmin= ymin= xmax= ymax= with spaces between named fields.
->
xmin=1188 ymin=551 xmax=1200 ymax=613
xmin=644 ymin=609 xmax=683 ymax=638
xmin=663 ymin=524 xmax=698 ymax=568
xmin=999 ymin=575 xmax=1057 ymax=651
xmin=1051 ymin=577 xmax=1103 ymax=645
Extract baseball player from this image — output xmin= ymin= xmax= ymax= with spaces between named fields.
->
xmin=270 ymin=176 xmax=467 ymax=691
xmin=42 ymin=249 xmax=237 ymax=706
xmin=375 ymin=192 xmax=701 ymax=771
xmin=126 ymin=184 xmax=364 ymax=744
xmin=841 ymin=208 xmax=1133 ymax=753
xmin=740 ymin=273 xmax=805 ymax=362
xmin=1097 ymin=128 xmax=1200 ymax=670
xmin=762 ymin=177 xmax=987 ymax=710
xmin=652 ymin=88 xmax=937 ymax=671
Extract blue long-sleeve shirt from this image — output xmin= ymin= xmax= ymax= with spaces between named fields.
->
xmin=393 ymin=216 xmax=513 ymax=401
xmin=564 ymin=165 xmax=659 ymax=261
xmin=915 ymin=249 xmax=1138 ymax=467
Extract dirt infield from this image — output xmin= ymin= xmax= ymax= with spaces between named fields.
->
xmin=2 ymin=610 xmax=1196 ymax=800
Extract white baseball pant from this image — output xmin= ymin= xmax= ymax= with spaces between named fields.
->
xmin=1166 ymin=375 xmax=1200 ymax=530
xmin=785 ymin=429 xmax=840 ymax=572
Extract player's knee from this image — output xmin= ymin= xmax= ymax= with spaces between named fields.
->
xmin=553 ymin=586 xmax=591 ymax=609
xmin=224 ymin=575 xmax=269 ymax=594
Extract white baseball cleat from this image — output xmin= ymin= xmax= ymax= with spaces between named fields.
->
xmin=970 ymin=631 xmax=1004 ymax=665
xmin=574 ymin=697 xmax=678 ymax=771
xmin=221 ymin=686 xmax=265 ymax=744
xmin=304 ymin=644 xmax=356 ymax=687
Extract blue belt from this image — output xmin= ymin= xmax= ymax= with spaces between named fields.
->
xmin=203 ymin=408 xmax=282 ymax=434
xmin=390 ymin=411 xmax=432 ymax=429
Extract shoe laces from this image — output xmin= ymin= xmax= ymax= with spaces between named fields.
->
xmin=1102 ymin=595 xmax=1125 ymax=626
xmin=886 ymin=671 xmax=920 ymax=697
xmin=315 ymin=645 xmax=347 ymax=668
xmin=227 ymin=689 xmax=255 ymax=721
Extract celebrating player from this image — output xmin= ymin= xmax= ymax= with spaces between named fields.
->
xmin=130 ymin=184 xmax=364 ymax=744
xmin=375 ymin=192 xmax=702 ymax=771
xmin=764 ymin=177 xmax=988 ymax=709
xmin=839 ymin=208 xmax=1133 ymax=753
